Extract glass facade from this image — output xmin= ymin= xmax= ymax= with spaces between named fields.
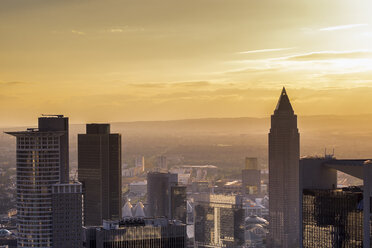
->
xmin=52 ymin=183 xmax=83 ymax=248
xmin=78 ymin=124 xmax=122 ymax=226
xmin=147 ymin=172 xmax=178 ymax=219
xmin=7 ymin=131 xmax=64 ymax=248
xmin=302 ymin=188 xmax=363 ymax=248
xmin=170 ymin=185 xmax=187 ymax=223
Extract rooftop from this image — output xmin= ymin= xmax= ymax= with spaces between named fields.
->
xmin=274 ymin=87 xmax=294 ymax=114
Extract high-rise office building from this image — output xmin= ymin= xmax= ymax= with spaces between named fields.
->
xmin=302 ymin=188 xmax=363 ymax=248
xmin=242 ymin=157 xmax=261 ymax=196
xmin=299 ymin=157 xmax=372 ymax=248
xmin=38 ymin=115 xmax=69 ymax=183
xmin=268 ymin=88 xmax=300 ymax=248
xmin=170 ymin=185 xmax=187 ymax=223
xmin=6 ymin=115 xmax=69 ymax=248
xmin=194 ymin=194 xmax=245 ymax=248
xmin=52 ymin=182 xmax=83 ymax=248
xmin=147 ymin=172 xmax=178 ymax=219
xmin=78 ymin=123 xmax=122 ymax=226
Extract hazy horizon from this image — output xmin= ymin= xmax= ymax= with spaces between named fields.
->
xmin=3 ymin=111 xmax=372 ymax=128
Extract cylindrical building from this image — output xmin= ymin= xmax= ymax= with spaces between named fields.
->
xmin=7 ymin=129 xmax=64 ymax=248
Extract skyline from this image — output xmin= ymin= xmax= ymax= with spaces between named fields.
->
xmin=1 ymin=0 xmax=372 ymax=126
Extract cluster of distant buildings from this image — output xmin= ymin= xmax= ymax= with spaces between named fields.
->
xmin=1 ymin=87 xmax=372 ymax=248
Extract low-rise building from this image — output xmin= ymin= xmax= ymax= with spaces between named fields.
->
xmin=83 ymin=217 xmax=186 ymax=248
xmin=194 ymin=193 xmax=245 ymax=248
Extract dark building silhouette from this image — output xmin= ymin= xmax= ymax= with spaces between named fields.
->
xmin=242 ymin=157 xmax=261 ymax=196
xmin=52 ymin=182 xmax=83 ymax=248
xmin=194 ymin=194 xmax=245 ymax=248
xmin=78 ymin=123 xmax=122 ymax=226
xmin=268 ymin=88 xmax=300 ymax=248
xmin=170 ymin=185 xmax=187 ymax=223
xmin=147 ymin=172 xmax=178 ymax=219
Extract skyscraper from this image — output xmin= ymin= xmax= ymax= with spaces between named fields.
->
xmin=299 ymin=157 xmax=372 ymax=248
xmin=302 ymin=188 xmax=363 ymax=248
xmin=52 ymin=182 xmax=83 ymax=248
xmin=38 ymin=115 xmax=69 ymax=183
xmin=78 ymin=123 xmax=122 ymax=226
xmin=147 ymin=172 xmax=178 ymax=219
xmin=6 ymin=115 xmax=69 ymax=248
xmin=170 ymin=185 xmax=187 ymax=223
xmin=268 ymin=88 xmax=300 ymax=248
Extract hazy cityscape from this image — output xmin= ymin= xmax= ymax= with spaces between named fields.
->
xmin=0 ymin=88 xmax=369 ymax=248
xmin=1 ymin=0 xmax=372 ymax=247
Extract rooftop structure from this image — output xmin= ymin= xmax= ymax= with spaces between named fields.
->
xmin=83 ymin=217 xmax=186 ymax=248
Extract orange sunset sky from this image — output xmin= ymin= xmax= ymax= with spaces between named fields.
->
xmin=1 ymin=0 xmax=372 ymax=126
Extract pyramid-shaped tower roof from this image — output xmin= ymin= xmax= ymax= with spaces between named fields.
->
xmin=274 ymin=87 xmax=294 ymax=114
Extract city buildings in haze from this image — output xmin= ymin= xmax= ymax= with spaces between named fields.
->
xmin=156 ymin=155 xmax=168 ymax=171
xmin=147 ymin=172 xmax=181 ymax=219
xmin=242 ymin=157 xmax=261 ymax=196
xmin=170 ymin=185 xmax=187 ymax=223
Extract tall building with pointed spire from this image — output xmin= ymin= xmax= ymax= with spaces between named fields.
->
xmin=268 ymin=88 xmax=300 ymax=248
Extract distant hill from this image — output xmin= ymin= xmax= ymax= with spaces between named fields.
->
xmin=2 ymin=115 xmax=372 ymax=176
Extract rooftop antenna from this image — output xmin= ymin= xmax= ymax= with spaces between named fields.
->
xmin=324 ymin=148 xmax=335 ymax=159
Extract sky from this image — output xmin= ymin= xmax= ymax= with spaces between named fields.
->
xmin=1 ymin=0 xmax=372 ymax=126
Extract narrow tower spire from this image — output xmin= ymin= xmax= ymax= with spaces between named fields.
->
xmin=275 ymin=87 xmax=294 ymax=114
